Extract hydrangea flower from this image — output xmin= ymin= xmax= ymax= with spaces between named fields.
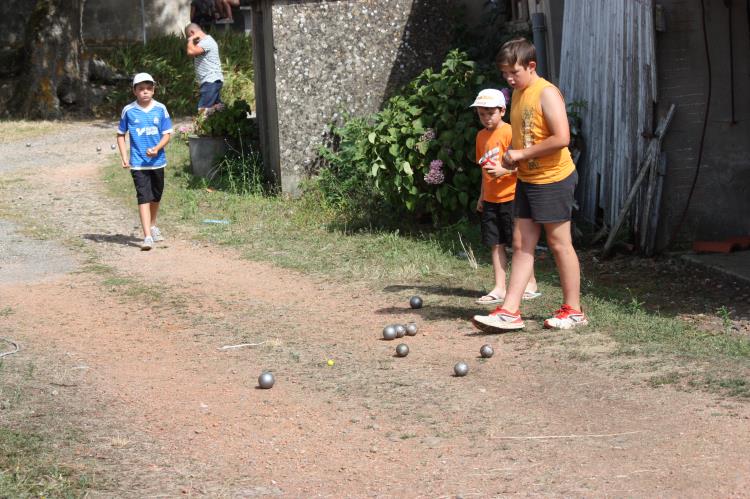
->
xmin=420 ymin=128 xmax=436 ymax=142
xmin=424 ymin=159 xmax=445 ymax=185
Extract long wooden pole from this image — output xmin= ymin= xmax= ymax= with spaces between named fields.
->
xmin=602 ymin=104 xmax=675 ymax=258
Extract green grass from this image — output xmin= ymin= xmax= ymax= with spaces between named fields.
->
xmin=100 ymin=139 xmax=750 ymax=396
xmin=0 ymin=428 xmax=91 ymax=498
xmin=0 ymin=362 xmax=92 ymax=497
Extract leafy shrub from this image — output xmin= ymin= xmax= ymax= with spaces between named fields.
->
xmin=311 ymin=115 xmax=386 ymax=226
xmin=193 ymin=99 xmax=256 ymax=141
xmin=99 ymin=31 xmax=253 ymax=116
xmin=319 ymin=49 xmax=498 ymax=225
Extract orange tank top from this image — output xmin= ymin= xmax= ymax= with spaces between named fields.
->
xmin=476 ymin=123 xmax=516 ymax=203
xmin=510 ymin=77 xmax=575 ymax=184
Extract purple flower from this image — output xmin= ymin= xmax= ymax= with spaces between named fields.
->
xmin=424 ymin=159 xmax=445 ymax=185
xmin=420 ymin=128 xmax=436 ymax=142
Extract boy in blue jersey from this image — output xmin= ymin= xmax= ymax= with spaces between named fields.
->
xmin=116 ymin=73 xmax=173 ymax=251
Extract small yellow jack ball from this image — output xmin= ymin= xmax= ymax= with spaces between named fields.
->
xmin=327 ymin=359 xmax=335 ymax=366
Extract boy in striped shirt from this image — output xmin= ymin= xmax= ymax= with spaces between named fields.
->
xmin=116 ymin=73 xmax=173 ymax=251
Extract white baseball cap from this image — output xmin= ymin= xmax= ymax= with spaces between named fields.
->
xmin=470 ymin=89 xmax=506 ymax=108
xmin=132 ymin=72 xmax=155 ymax=86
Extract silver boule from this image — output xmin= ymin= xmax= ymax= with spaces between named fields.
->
xmin=405 ymin=322 xmax=418 ymax=336
xmin=480 ymin=344 xmax=494 ymax=358
xmin=96 ymin=146 xmax=102 ymax=152
xmin=26 ymin=143 xmax=31 ymax=147
xmin=395 ymin=343 xmax=409 ymax=357
xmin=258 ymin=371 xmax=275 ymax=389
xmin=453 ymin=361 xmax=469 ymax=377
xmin=111 ymin=144 xmax=117 ymax=150
xmin=382 ymin=325 xmax=398 ymax=340
xmin=395 ymin=324 xmax=406 ymax=337
xmin=409 ymin=295 xmax=423 ymax=309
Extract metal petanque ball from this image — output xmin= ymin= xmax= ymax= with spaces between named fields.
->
xmin=395 ymin=324 xmax=406 ymax=338
xmin=258 ymin=371 xmax=275 ymax=389
xmin=453 ymin=361 xmax=469 ymax=377
xmin=96 ymin=146 xmax=102 ymax=152
xmin=480 ymin=344 xmax=494 ymax=358
xmin=110 ymin=144 xmax=117 ymax=150
xmin=382 ymin=325 xmax=398 ymax=340
xmin=405 ymin=322 xmax=418 ymax=336
xmin=409 ymin=295 xmax=423 ymax=309
xmin=26 ymin=143 xmax=31 ymax=147
xmin=395 ymin=343 xmax=409 ymax=357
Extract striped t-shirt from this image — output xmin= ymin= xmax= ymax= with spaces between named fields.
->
xmin=194 ymin=35 xmax=224 ymax=85
xmin=117 ymin=100 xmax=173 ymax=170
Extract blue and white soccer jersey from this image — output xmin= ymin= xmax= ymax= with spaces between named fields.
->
xmin=117 ymin=100 xmax=173 ymax=170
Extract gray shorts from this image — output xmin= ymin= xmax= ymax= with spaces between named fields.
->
xmin=514 ymin=170 xmax=578 ymax=223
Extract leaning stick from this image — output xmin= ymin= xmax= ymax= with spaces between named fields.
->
xmin=602 ymin=104 xmax=675 ymax=258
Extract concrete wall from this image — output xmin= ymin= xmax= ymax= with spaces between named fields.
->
xmin=0 ymin=0 xmax=190 ymax=48
xmin=655 ymin=0 xmax=750 ymax=247
xmin=264 ymin=0 xmax=465 ymax=194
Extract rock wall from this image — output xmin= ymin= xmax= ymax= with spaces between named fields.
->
xmin=268 ymin=0 xmax=461 ymax=194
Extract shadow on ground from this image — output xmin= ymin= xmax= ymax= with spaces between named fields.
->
xmin=83 ymin=233 xmax=141 ymax=248
xmin=382 ymin=284 xmax=478 ymax=298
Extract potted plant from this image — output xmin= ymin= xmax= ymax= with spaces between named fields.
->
xmin=188 ymin=99 xmax=257 ymax=178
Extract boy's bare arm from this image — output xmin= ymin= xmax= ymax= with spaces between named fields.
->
xmin=483 ymin=161 xmax=512 ymax=178
xmin=146 ymin=133 xmax=171 ymax=157
xmin=503 ymin=87 xmax=570 ymax=163
xmin=116 ymin=133 xmax=129 ymax=168
xmin=186 ymin=37 xmax=205 ymax=57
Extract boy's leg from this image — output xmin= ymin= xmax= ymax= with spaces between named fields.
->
xmin=149 ymin=202 xmax=160 ymax=228
xmin=138 ymin=203 xmax=152 ymax=238
xmin=489 ymin=244 xmax=508 ymax=298
xmin=544 ymin=220 xmax=581 ymax=310
xmin=502 ymin=218 xmax=541 ymax=313
xmin=476 ymin=201 xmax=510 ymax=303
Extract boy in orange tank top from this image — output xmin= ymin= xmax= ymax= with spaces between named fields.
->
xmin=473 ymin=38 xmax=588 ymax=331
xmin=471 ymin=89 xmax=539 ymax=305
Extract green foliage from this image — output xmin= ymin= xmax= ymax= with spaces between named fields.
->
xmin=193 ymin=99 xmax=256 ymax=141
xmin=313 ymin=115 xmax=385 ymax=226
xmin=320 ymin=49 xmax=498 ymax=225
xmin=567 ymin=100 xmax=586 ymax=161
xmin=99 ymin=32 xmax=253 ymax=117
xmin=211 ymin=142 xmax=266 ymax=196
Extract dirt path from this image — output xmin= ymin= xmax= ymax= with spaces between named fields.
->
xmin=1 ymin=122 xmax=749 ymax=497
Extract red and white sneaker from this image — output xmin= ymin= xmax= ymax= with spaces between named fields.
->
xmin=472 ymin=307 xmax=525 ymax=332
xmin=543 ymin=305 xmax=588 ymax=330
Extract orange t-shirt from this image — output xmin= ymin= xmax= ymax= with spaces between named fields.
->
xmin=476 ymin=122 xmax=516 ymax=203
xmin=510 ymin=77 xmax=575 ymax=184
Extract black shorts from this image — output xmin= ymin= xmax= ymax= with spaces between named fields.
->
xmin=480 ymin=200 xmax=514 ymax=247
xmin=514 ymin=170 xmax=578 ymax=223
xmin=131 ymin=169 xmax=164 ymax=204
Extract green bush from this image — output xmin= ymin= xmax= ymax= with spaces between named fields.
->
xmin=99 ymin=31 xmax=253 ymax=117
xmin=194 ymin=99 xmax=256 ymax=141
xmin=319 ymin=49 xmax=498 ymax=225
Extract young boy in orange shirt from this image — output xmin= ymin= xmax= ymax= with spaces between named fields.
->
xmin=472 ymin=89 xmax=539 ymax=305
xmin=473 ymin=38 xmax=588 ymax=331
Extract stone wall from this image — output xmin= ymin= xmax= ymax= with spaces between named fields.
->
xmin=267 ymin=0 xmax=463 ymax=194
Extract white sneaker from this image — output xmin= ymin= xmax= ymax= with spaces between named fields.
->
xmin=472 ymin=307 xmax=525 ymax=332
xmin=141 ymin=236 xmax=154 ymax=251
xmin=543 ymin=305 xmax=589 ymax=330
xmin=150 ymin=226 xmax=164 ymax=242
